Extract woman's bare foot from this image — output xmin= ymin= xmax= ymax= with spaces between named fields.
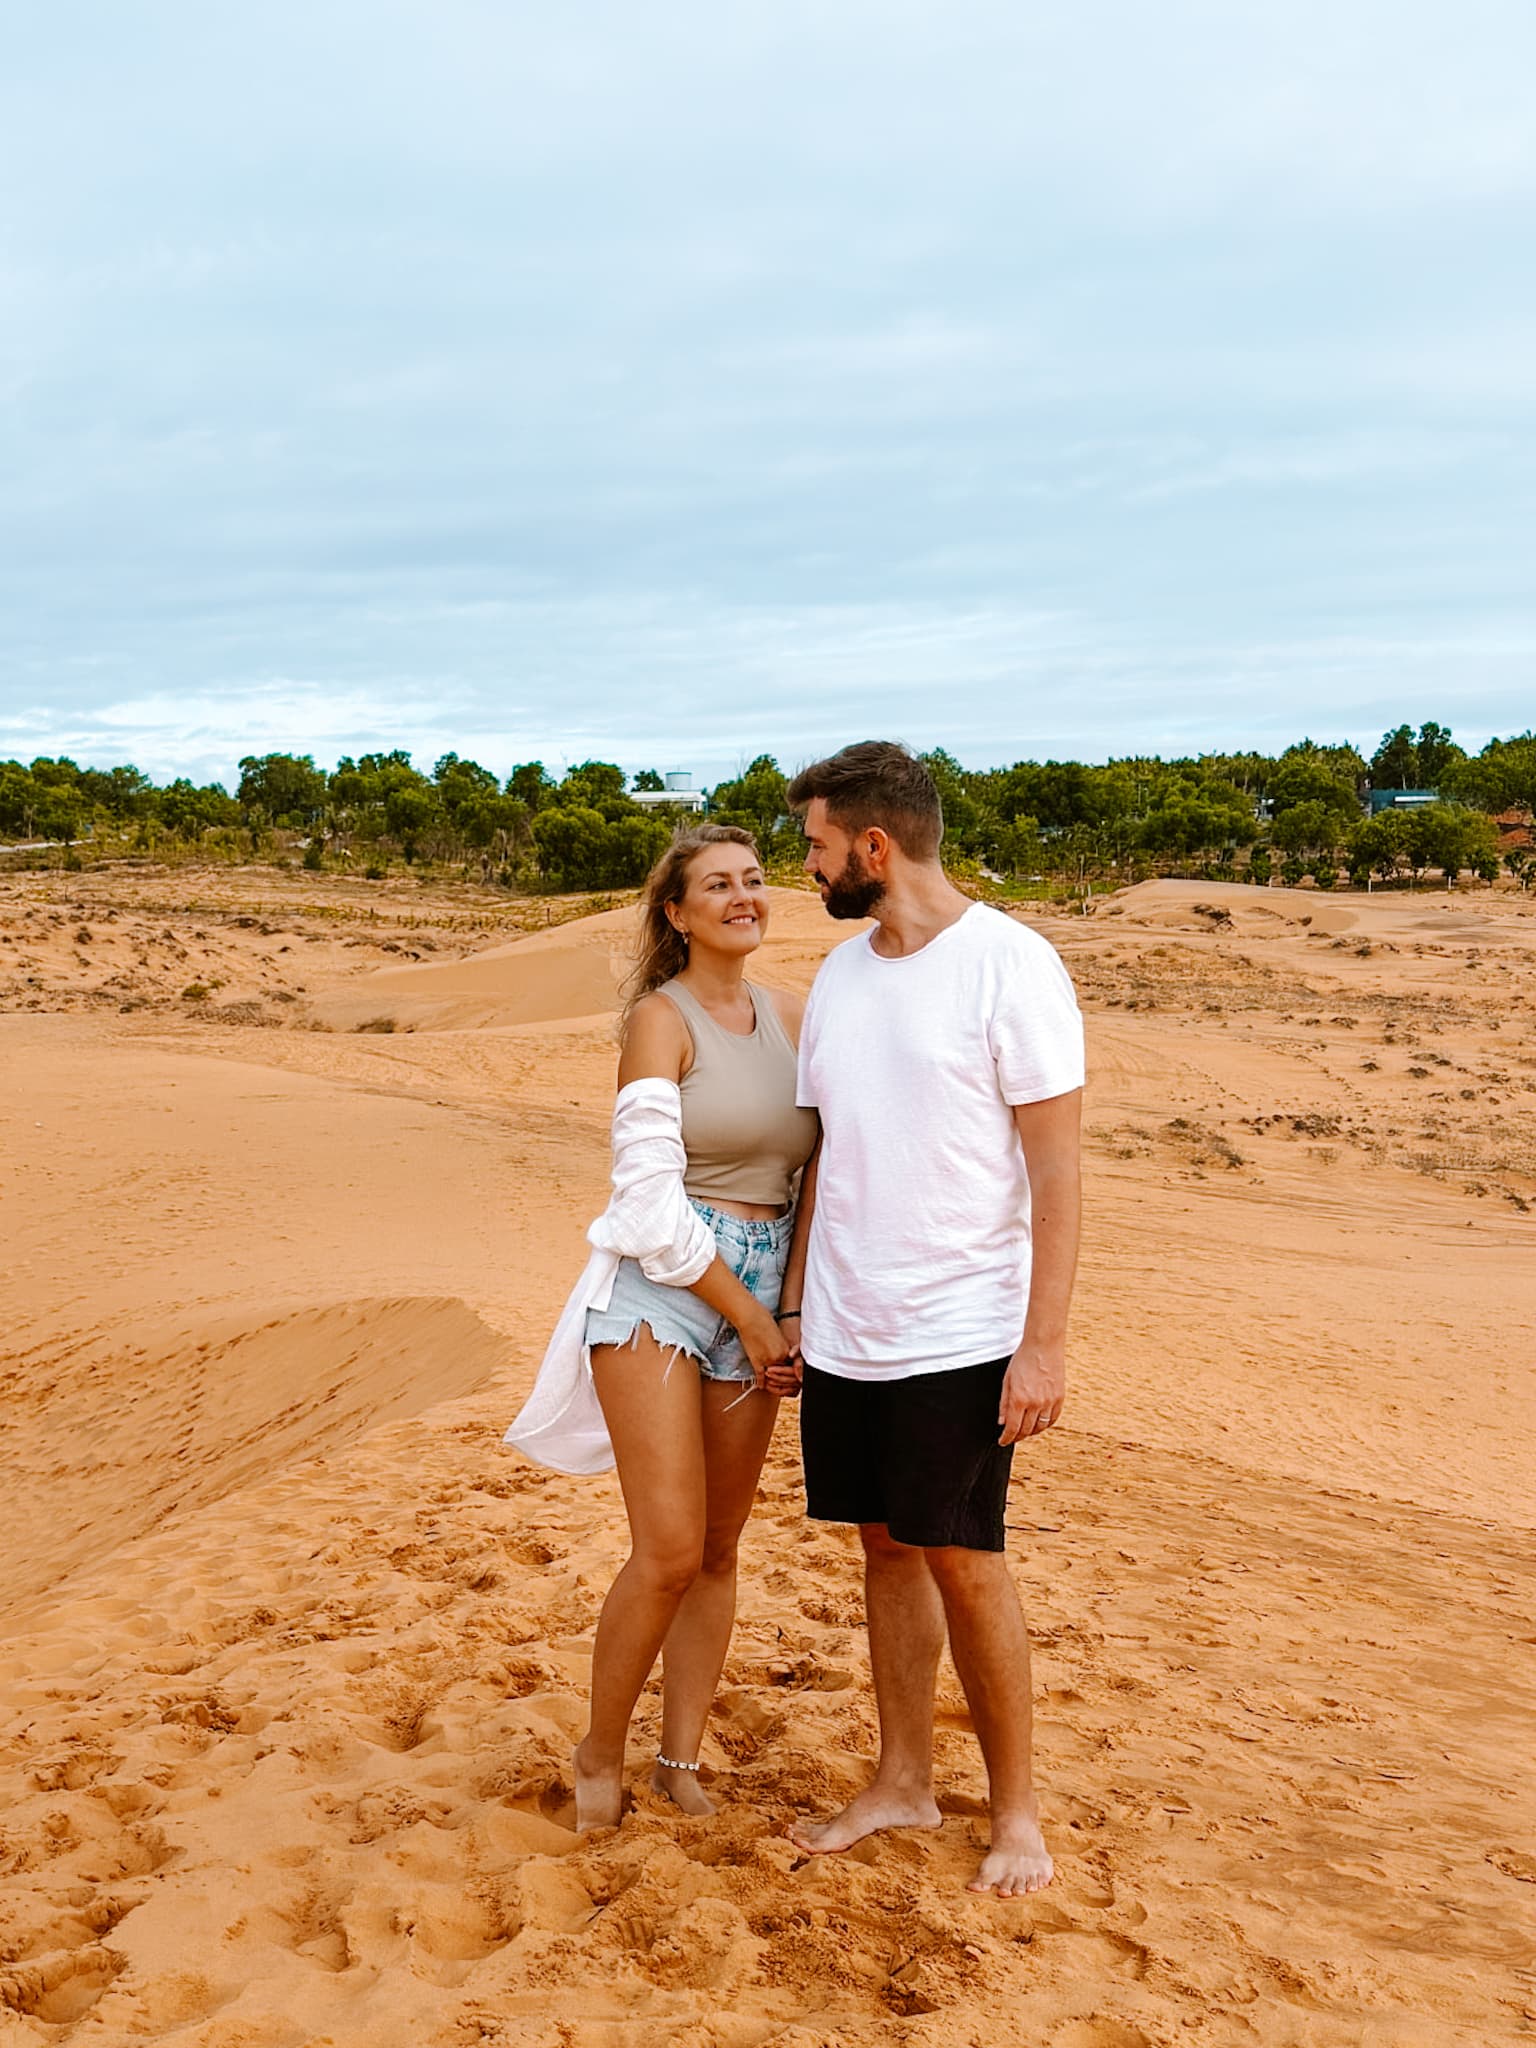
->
xmin=651 ymin=1761 xmax=717 ymax=1816
xmin=573 ymin=1738 xmax=625 ymax=1830
xmin=789 ymin=1777 xmax=941 ymax=1854
xmin=966 ymin=1810 xmax=1053 ymax=1896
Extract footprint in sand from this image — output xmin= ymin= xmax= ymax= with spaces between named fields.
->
xmin=0 ymin=1946 xmax=125 ymax=2027
xmin=1048 ymin=2024 xmax=1152 ymax=2048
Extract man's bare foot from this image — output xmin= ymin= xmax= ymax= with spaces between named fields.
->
xmin=789 ymin=1780 xmax=941 ymax=1854
xmin=573 ymin=1738 xmax=624 ymax=1830
xmin=651 ymin=1761 xmax=716 ymax=1817
xmin=966 ymin=1810 xmax=1053 ymax=1896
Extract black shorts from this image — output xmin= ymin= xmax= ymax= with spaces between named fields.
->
xmin=800 ymin=1356 xmax=1015 ymax=1553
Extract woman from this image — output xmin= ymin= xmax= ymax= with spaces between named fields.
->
xmin=505 ymin=824 xmax=818 ymax=1828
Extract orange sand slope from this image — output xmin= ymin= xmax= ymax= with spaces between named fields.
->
xmin=2 ymin=874 xmax=1534 ymax=2047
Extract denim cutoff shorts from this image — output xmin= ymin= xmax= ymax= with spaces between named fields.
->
xmin=585 ymin=1202 xmax=793 ymax=1385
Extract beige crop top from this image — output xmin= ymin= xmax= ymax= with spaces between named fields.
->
xmin=657 ymin=979 xmax=819 ymax=1208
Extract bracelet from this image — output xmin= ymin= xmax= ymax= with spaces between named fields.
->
xmin=775 ymin=1310 xmax=802 ymax=1324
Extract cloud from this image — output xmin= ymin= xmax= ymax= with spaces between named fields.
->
xmin=2 ymin=2 xmax=1534 ymax=781
xmin=6 ymin=598 xmax=1530 ymax=787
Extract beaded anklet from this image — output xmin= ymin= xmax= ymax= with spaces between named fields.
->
xmin=656 ymin=1753 xmax=700 ymax=1773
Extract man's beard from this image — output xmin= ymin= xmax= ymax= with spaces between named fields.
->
xmin=818 ymin=847 xmax=886 ymax=920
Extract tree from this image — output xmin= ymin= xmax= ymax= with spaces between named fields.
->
xmin=633 ymin=769 xmax=665 ymax=792
xmin=1393 ymin=802 xmax=1494 ymax=885
xmin=433 ymin=752 xmax=498 ymax=798
xmin=456 ymin=790 xmax=530 ymax=868
xmin=1442 ymin=732 xmax=1536 ymax=814
xmin=78 ymin=764 xmax=155 ymax=820
xmin=1270 ymin=801 xmax=1341 ymax=861
xmin=35 ymin=791 xmax=84 ymax=844
xmin=917 ymin=748 xmax=989 ymax=859
xmin=1347 ymin=811 xmax=1406 ymax=884
xmin=237 ymin=753 xmax=327 ymax=824
xmin=709 ymin=756 xmax=791 ymax=844
xmin=532 ymin=804 xmax=669 ymax=889
xmin=383 ymin=784 xmax=440 ymax=862
xmin=552 ymin=761 xmax=631 ymax=816
xmin=1276 ymin=738 xmax=1367 ymax=794
xmin=1458 ymin=809 xmax=1498 ymax=882
xmin=0 ymin=762 xmax=38 ymax=838
xmin=157 ymin=779 xmax=240 ymax=840
xmin=993 ymin=760 xmax=1129 ymax=831
xmin=1371 ymin=725 xmax=1420 ymax=790
xmin=433 ymin=754 xmax=503 ymax=856
xmin=1139 ymin=794 xmax=1256 ymax=862
xmin=507 ymin=762 xmax=555 ymax=813
xmin=1269 ymin=751 xmax=1362 ymax=821
xmin=326 ymin=751 xmax=434 ymax=854
xmin=988 ymin=814 xmax=1045 ymax=877
xmin=1415 ymin=721 xmax=1464 ymax=785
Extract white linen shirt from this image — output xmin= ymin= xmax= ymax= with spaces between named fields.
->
xmin=504 ymin=1077 xmax=715 ymax=1474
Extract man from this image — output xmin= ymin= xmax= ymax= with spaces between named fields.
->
xmin=777 ymin=741 xmax=1083 ymax=1897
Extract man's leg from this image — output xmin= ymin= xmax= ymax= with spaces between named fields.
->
xmin=789 ymin=1523 xmax=944 ymax=1852
xmin=926 ymin=1545 xmax=1052 ymax=1895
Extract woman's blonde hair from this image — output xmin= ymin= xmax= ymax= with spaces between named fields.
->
xmin=625 ymin=823 xmax=762 ymax=1013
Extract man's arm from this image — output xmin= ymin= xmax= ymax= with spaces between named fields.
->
xmin=1000 ymin=1088 xmax=1083 ymax=1445
xmin=779 ymin=1132 xmax=819 ymax=1318
xmin=765 ymin=1133 xmax=820 ymax=1395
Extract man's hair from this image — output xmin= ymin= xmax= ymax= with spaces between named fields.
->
xmin=786 ymin=741 xmax=943 ymax=861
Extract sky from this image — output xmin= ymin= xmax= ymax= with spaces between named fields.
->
xmin=3 ymin=1 xmax=1534 ymax=790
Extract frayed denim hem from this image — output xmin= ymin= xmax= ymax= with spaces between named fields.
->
xmin=586 ymin=1317 xmax=760 ymax=1409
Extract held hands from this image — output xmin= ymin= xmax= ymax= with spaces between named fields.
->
xmin=763 ymin=1343 xmax=804 ymax=1399
xmin=737 ymin=1307 xmax=804 ymax=1398
xmin=764 ymin=1307 xmax=804 ymax=1398
xmin=739 ymin=1306 xmax=794 ymax=1394
xmin=998 ymin=1337 xmax=1066 ymax=1445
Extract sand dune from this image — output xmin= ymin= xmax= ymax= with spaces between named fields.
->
xmin=307 ymin=908 xmax=637 ymax=1034
xmin=2 ymin=1298 xmax=508 ymax=1632
xmin=2 ymin=870 xmax=1533 ymax=2046
xmin=307 ymin=886 xmax=862 ymax=1033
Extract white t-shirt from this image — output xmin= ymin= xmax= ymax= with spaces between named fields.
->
xmin=796 ymin=903 xmax=1084 ymax=1381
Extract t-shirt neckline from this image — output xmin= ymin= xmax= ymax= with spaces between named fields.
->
xmin=862 ymin=901 xmax=980 ymax=965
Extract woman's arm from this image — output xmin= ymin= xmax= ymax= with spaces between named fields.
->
xmin=616 ymin=992 xmax=691 ymax=1090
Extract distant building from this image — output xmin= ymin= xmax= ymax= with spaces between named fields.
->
xmin=632 ymin=770 xmax=706 ymax=814
xmin=1492 ymin=806 xmax=1533 ymax=850
xmin=1368 ymin=788 xmax=1439 ymax=815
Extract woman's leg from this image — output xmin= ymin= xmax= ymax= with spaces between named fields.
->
xmin=653 ymin=1380 xmax=780 ymax=1814
xmin=577 ymin=1328 xmax=708 ymax=1828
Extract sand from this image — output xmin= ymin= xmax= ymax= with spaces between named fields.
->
xmin=2 ymin=866 xmax=1533 ymax=2047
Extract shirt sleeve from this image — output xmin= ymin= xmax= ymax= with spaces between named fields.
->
xmin=988 ymin=935 xmax=1086 ymax=1106
xmin=590 ymin=1080 xmax=716 ymax=1286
